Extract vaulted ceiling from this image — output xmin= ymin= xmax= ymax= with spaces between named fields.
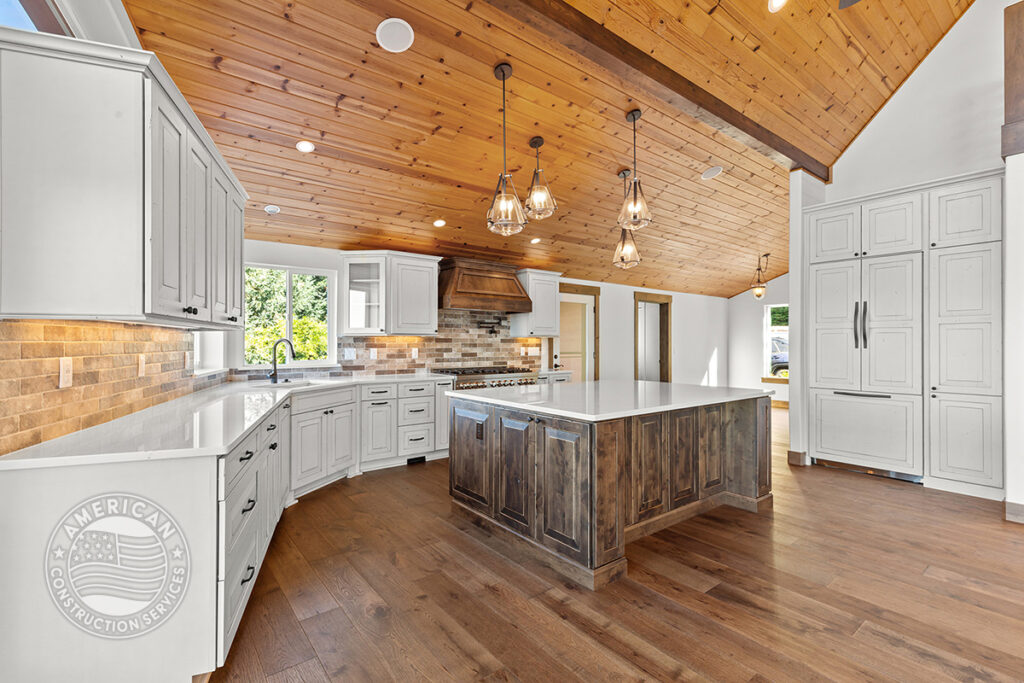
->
xmin=123 ymin=0 xmax=972 ymax=297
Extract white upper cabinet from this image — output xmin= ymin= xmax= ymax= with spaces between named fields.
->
xmin=861 ymin=193 xmax=923 ymax=257
xmin=342 ymin=251 xmax=440 ymax=336
xmin=808 ymin=261 xmax=861 ymax=390
xmin=929 ymin=243 xmax=1002 ymax=395
xmin=0 ymin=28 xmax=246 ymax=329
xmin=510 ymin=269 xmax=562 ymax=337
xmin=928 ymin=177 xmax=1001 ymax=248
xmin=862 ymin=253 xmax=922 ymax=394
xmin=808 ymin=206 xmax=860 ymax=263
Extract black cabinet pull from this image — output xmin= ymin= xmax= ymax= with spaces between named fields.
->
xmin=182 ymin=306 xmax=190 ymax=314
xmin=240 ymin=566 xmax=255 ymax=585
xmin=239 ymin=450 xmax=254 ymax=462
xmin=861 ymin=300 xmax=868 ymax=348
xmin=323 ymin=409 xmax=330 ymax=415
xmin=410 ymin=437 xmax=425 ymax=442
xmin=266 ymin=423 xmax=277 ymax=432
xmin=227 ymin=316 xmax=238 ymax=322
xmin=410 ymin=408 xmax=425 ymax=413
xmin=370 ymin=390 xmax=387 ymax=394
xmin=241 ymin=499 xmax=256 ymax=514
xmin=371 ymin=401 xmax=388 ymax=406
xmin=527 ymin=416 xmax=534 ymax=422
xmin=283 ymin=403 xmax=290 ymax=409
xmin=269 ymin=442 xmax=278 ymax=450
xmin=853 ymin=301 xmax=860 ymax=349
xmin=409 ymin=387 xmax=425 ymax=392
xmin=833 ymin=391 xmax=892 ymax=399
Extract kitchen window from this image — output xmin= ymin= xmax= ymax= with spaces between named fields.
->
xmin=764 ymin=304 xmax=789 ymax=380
xmin=0 ymin=0 xmax=70 ymax=34
xmin=244 ymin=264 xmax=336 ymax=367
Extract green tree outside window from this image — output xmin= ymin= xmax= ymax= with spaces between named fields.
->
xmin=244 ymin=266 xmax=330 ymax=365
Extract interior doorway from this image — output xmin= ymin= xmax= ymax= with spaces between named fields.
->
xmin=552 ymin=284 xmax=599 ymax=381
xmin=634 ymin=292 xmax=671 ymax=382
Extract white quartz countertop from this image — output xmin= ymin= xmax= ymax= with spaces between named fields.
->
xmin=0 ymin=373 xmax=452 ymax=471
xmin=446 ymin=380 xmax=773 ymax=421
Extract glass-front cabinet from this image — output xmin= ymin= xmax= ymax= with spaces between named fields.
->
xmin=343 ymin=255 xmax=387 ymax=335
xmin=341 ymin=251 xmax=441 ymax=336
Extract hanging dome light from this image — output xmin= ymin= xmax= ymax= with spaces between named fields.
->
xmin=750 ymin=253 xmax=770 ymax=299
xmin=613 ymin=169 xmax=641 ymax=269
xmin=524 ymin=136 xmax=557 ymax=220
xmin=618 ymin=109 xmax=652 ymax=231
xmin=487 ymin=63 xmax=527 ymax=237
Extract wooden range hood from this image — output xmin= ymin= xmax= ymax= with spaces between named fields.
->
xmin=438 ymin=258 xmax=533 ymax=313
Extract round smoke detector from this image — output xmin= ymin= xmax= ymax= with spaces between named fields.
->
xmin=701 ymin=165 xmax=724 ymax=180
xmin=376 ymin=18 xmax=414 ymax=53
xmin=264 ymin=204 xmax=281 ymax=215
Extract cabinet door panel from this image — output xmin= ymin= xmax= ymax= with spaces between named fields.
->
xmin=928 ymin=177 xmax=1001 ymax=248
xmin=535 ymin=417 xmax=590 ymax=565
xmin=810 ymin=389 xmax=923 ymax=475
xmin=630 ymin=413 xmax=667 ymax=523
xmin=808 ymin=206 xmax=860 ymax=263
xmin=530 ymin=275 xmax=561 ymax=336
xmin=929 ymin=394 xmax=1002 ymax=488
xmin=291 ymin=412 xmax=326 ymax=489
xmin=210 ymin=166 xmax=231 ymax=323
xmin=434 ymin=380 xmax=453 ymax=450
xmin=390 ymin=257 xmax=438 ymax=335
xmin=185 ymin=130 xmax=211 ymax=319
xmin=862 ymin=253 xmax=922 ymax=394
xmin=668 ymin=408 xmax=698 ymax=509
xmin=494 ymin=409 xmax=535 ymax=535
xmin=227 ymin=192 xmax=244 ymax=322
xmin=698 ymin=404 xmax=726 ymax=497
xmin=449 ymin=401 xmax=493 ymax=515
xmin=929 ymin=243 xmax=1001 ymax=394
xmin=809 ymin=261 xmax=861 ymax=389
xmin=361 ymin=400 xmax=396 ymax=462
xmin=343 ymin=257 xmax=386 ymax=335
xmin=327 ymin=404 xmax=357 ymax=474
xmin=861 ymin=193 xmax=922 ymax=256
xmin=149 ymin=85 xmax=188 ymax=317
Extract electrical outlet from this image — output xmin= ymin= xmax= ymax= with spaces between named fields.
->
xmin=369 ymin=348 xmax=377 ymax=360
xmin=58 ymin=357 xmax=72 ymax=388
xmin=528 ymin=347 xmax=540 ymax=357
xmin=138 ymin=354 xmax=146 ymax=377
xmin=411 ymin=348 xmax=419 ymax=359
xmin=343 ymin=347 xmax=356 ymax=361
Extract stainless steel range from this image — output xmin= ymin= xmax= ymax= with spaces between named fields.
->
xmin=434 ymin=365 xmax=538 ymax=389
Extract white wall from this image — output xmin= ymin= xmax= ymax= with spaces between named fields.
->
xmin=824 ymin=0 xmax=1009 ymax=203
xmin=1005 ymin=154 xmax=1024 ymax=514
xmin=727 ymin=274 xmax=789 ymax=401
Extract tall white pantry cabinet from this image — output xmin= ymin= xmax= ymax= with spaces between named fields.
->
xmin=805 ymin=171 xmax=1004 ymax=499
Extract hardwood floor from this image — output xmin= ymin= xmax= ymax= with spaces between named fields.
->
xmin=213 ymin=409 xmax=1024 ymax=682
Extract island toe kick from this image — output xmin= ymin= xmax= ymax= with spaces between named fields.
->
xmin=447 ymin=393 xmax=772 ymax=589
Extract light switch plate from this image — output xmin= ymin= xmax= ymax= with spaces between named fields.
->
xmin=138 ymin=354 xmax=146 ymax=377
xmin=369 ymin=348 xmax=377 ymax=360
xmin=411 ymin=348 xmax=418 ymax=359
xmin=58 ymin=357 xmax=72 ymax=388
xmin=528 ymin=347 xmax=540 ymax=357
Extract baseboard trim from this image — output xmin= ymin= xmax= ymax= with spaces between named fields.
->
xmin=1007 ymin=501 xmax=1024 ymax=524
xmin=788 ymin=450 xmax=810 ymax=466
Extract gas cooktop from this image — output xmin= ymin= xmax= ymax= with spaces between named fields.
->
xmin=433 ymin=366 xmax=533 ymax=376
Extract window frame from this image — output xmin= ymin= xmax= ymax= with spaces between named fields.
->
xmin=242 ymin=262 xmax=337 ymax=369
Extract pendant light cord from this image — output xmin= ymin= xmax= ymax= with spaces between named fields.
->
xmin=501 ymin=75 xmax=507 ymax=191
xmin=632 ymin=118 xmax=637 ymax=175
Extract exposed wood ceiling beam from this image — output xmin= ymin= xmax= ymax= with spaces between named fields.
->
xmin=478 ymin=0 xmax=832 ymax=182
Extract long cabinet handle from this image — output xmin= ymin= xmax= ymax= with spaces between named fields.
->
xmin=241 ymin=498 xmax=256 ymax=513
xmin=833 ymin=390 xmax=892 ymax=399
xmin=240 ymin=566 xmax=255 ymax=586
xmin=861 ymin=300 xmax=868 ymax=349
xmin=853 ymin=301 xmax=860 ymax=349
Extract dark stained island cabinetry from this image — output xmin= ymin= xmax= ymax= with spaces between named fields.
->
xmin=448 ymin=381 xmax=772 ymax=588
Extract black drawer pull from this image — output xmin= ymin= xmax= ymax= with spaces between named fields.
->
xmin=409 ymin=409 xmax=425 ymax=413
xmin=833 ymin=391 xmax=892 ymax=399
xmin=266 ymin=423 xmax=277 ymax=432
xmin=371 ymin=401 xmax=388 ymax=406
xmin=227 ymin=316 xmax=238 ymax=322
xmin=408 ymin=387 xmax=425 ymax=392
xmin=283 ymin=403 xmax=290 ymax=409
xmin=239 ymin=450 xmax=254 ymax=462
xmin=241 ymin=499 xmax=256 ymax=514
xmin=269 ymin=442 xmax=278 ymax=450
xmin=240 ymin=566 xmax=255 ymax=585
xmin=409 ymin=437 xmax=425 ymax=442
xmin=370 ymin=390 xmax=388 ymax=394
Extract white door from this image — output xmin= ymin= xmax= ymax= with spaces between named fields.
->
xmin=928 ymin=177 xmax=1001 ymax=248
xmin=929 ymin=243 xmax=1002 ymax=395
xmin=861 ymin=192 xmax=922 ymax=257
xmin=185 ymin=130 xmax=212 ymax=320
xmin=291 ymin=411 xmax=326 ymax=489
xmin=637 ymin=301 xmax=661 ymax=381
xmin=808 ymin=261 xmax=861 ymax=390
xmin=861 ymin=253 xmax=922 ymax=394
xmin=149 ymin=85 xmax=189 ymax=318
xmin=810 ymin=389 xmax=923 ymax=475
xmin=209 ymin=165 xmax=231 ymax=324
xmin=434 ymin=380 xmax=453 ymax=450
xmin=808 ymin=206 xmax=860 ymax=263
xmin=361 ymin=400 xmax=396 ymax=462
xmin=326 ymin=404 xmax=357 ymax=475
xmin=389 ymin=256 xmax=437 ymax=334
xmin=928 ymin=394 xmax=1002 ymax=488
xmin=556 ymin=293 xmax=595 ymax=382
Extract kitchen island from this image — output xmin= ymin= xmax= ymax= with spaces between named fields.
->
xmin=446 ymin=380 xmax=773 ymax=588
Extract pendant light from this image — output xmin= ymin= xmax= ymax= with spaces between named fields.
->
xmin=524 ymin=136 xmax=557 ymax=220
xmin=618 ymin=109 xmax=652 ymax=231
xmin=486 ymin=63 xmax=527 ymax=237
xmin=750 ymin=253 xmax=770 ymax=299
xmin=613 ymin=169 xmax=641 ymax=269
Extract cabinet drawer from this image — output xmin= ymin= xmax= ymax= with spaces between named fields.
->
xmin=291 ymin=387 xmax=355 ymax=414
xmin=223 ymin=430 xmax=258 ymax=495
xmin=398 ymin=424 xmax=434 ymax=456
xmin=399 ymin=381 xmax=434 ymax=397
xmin=225 ymin=464 xmax=260 ymax=556
xmin=398 ymin=396 xmax=434 ymax=425
xmin=222 ymin=524 xmax=258 ymax=658
xmin=361 ymin=383 xmax=397 ymax=400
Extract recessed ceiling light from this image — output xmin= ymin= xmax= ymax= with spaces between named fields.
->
xmin=376 ymin=18 xmax=415 ymax=53
xmin=264 ymin=205 xmax=281 ymax=215
xmin=530 ymin=237 xmax=541 ymax=244
xmin=768 ymin=0 xmax=787 ymax=12
xmin=433 ymin=219 xmax=446 ymax=228
xmin=701 ymin=165 xmax=724 ymax=180
xmin=295 ymin=140 xmax=315 ymax=153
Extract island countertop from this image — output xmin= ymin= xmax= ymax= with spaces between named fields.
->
xmin=446 ymin=379 xmax=773 ymax=422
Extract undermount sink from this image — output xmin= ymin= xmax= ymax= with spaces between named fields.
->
xmin=250 ymin=379 xmax=313 ymax=388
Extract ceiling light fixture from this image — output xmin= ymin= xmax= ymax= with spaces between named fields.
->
xmin=530 ymin=237 xmax=541 ymax=244
xmin=375 ymin=18 xmax=415 ymax=53
xmin=486 ymin=63 xmax=527 ymax=237
xmin=264 ymin=204 xmax=281 ymax=215
xmin=433 ymin=219 xmax=446 ymax=228
xmin=701 ymin=165 xmax=724 ymax=180
xmin=618 ymin=109 xmax=652 ymax=231
xmin=295 ymin=140 xmax=315 ymax=153
xmin=524 ymin=136 xmax=557 ymax=220
xmin=768 ymin=0 xmax=787 ymax=12
xmin=750 ymin=253 xmax=770 ymax=299
xmin=613 ymin=169 xmax=641 ymax=269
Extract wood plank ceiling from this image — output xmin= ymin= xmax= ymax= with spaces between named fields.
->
xmin=122 ymin=0 xmax=970 ymax=297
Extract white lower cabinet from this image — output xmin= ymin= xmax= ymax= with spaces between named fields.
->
xmin=327 ymin=404 xmax=358 ymax=474
xmin=290 ymin=397 xmax=359 ymax=494
xmin=435 ymin=379 xmax=453 ymax=450
xmin=361 ymin=399 xmax=397 ymax=463
xmin=810 ymin=389 xmax=923 ymax=476
xmin=928 ymin=394 xmax=1002 ymax=488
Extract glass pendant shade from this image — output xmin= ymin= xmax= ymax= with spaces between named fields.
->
xmin=612 ymin=228 xmax=641 ymax=269
xmin=618 ymin=177 xmax=652 ymax=230
xmin=525 ymin=168 xmax=557 ymax=220
xmin=487 ymin=174 xmax=527 ymax=236
xmin=749 ymin=252 xmax=769 ymax=299
xmin=751 ymin=284 xmax=766 ymax=299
